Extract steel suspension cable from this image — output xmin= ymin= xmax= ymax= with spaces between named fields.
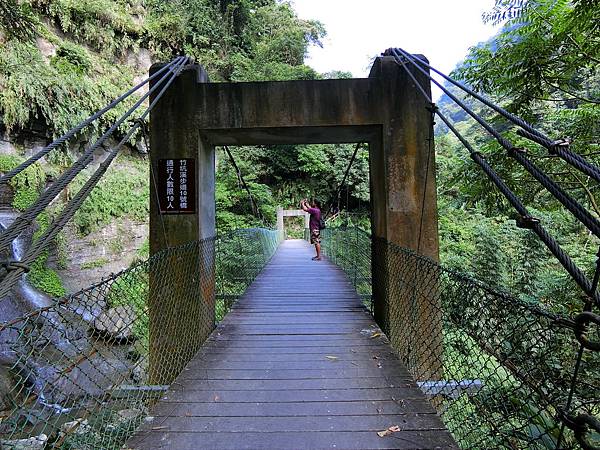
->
xmin=0 ymin=57 xmax=183 ymax=186
xmin=514 ymin=128 xmax=600 ymax=183
xmin=138 ymin=120 xmax=171 ymax=249
xmin=388 ymin=48 xmax=600 ymax=182
xmin=388 ymin=49 xmax=600 ymax=240
xmin=0 ymin=57 xmax=185 ymax=254
xmin=223 ymin=145 xmax=267 ymax=226
xmin=0 ymin=57 xmax=190 ymax=300
xmin=390 ymin=49 xmax=599 ymax=305
xmin=389 ymin=47 xmax=600 ymax=449
xmin=324 ymin=142 xmax=364 ymax=219
xmin=436 ymin=110 xmax=599 ymax=305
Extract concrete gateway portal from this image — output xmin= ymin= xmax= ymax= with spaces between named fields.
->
xmin=148 ymin=56 xmax=441 ymax=381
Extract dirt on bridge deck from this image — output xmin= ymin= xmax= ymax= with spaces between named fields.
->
xmin=127 ymin=239 xmax=457 ymax=449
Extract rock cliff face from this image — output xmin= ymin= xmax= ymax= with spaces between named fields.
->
xmin=0 ymin=134 xmax=149 ymax=295
xmin=54 ymin=219 xmax=147 ymax=294
xmin=0 ymin=39 xmax=155 ymax=293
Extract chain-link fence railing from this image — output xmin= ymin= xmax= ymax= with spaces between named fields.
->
xmin=0 ymin=228 xmax=281 ymax=449
xmin=319 ymin=227 xmax=373 ymax=313
xmin=317 ymin=226 xmax=600 ymax=450
xmin=215 ymin=228 xmax=283 ymax=321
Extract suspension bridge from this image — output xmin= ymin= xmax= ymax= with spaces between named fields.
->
xmin=0 ymin=50 xmax=597 ymax=450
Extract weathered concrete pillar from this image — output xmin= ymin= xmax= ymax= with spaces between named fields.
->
xmin=368 ymin=56 xmax=442 ymax=380
xmin=147 ymin=56 xmax=442 ymax=383
xmin=148 ymin=64 xmax=216 ymax=384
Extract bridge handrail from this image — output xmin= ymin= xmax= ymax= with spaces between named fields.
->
xmin=320 ymin=225 xmax=598 ymax=450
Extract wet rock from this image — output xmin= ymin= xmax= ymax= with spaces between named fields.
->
xmin=56 ymin=219 xmax=148 ymax=294
xmin=118 ymin=408 xmax=142 ymax=421
xmin=0 ymin=137 xmax=16 ymax=155
xmin=36 ymin=37 xmax=57 ymax=62
xmin=0 ymin=433 xmax=48 ymax=450
xmin=93 ymin=306 xmax=136 ymax=342
xmin=34 ymin=354 xmax=131 ymax=404
xmin=59 ymin=418 xmax=91 ymax=436
xmin=106 ymin=408 xmax=144 ymax=432
xmin=22 ymin=139 xmax=48 ymax=161
xmin=0 ymin=365 xmax=14 ymax=410
xmin=131 ymin=357 xmax=148 ymax=383
xmin=126 ymin=48 xmax=152 ymax=72
xmin=135 ymin=139 xmax=148 ymax=154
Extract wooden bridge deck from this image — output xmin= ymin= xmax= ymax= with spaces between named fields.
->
xmin=128 ymin=240 xmax=457 ymax=449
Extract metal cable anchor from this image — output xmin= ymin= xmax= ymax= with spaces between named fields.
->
xmin=0 ymin=260 xmax=30 ymax=273
xmin=515 ymin=215 xmax=540 ymax=229
xmin=549 ymin=137 xmax=573 ymax=155
xmin=574 ymin=311 xmax=600 ymax=351
xmin=570 ymin=413 xmax=600 ymax=450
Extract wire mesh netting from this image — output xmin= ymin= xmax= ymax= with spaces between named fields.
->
xmin=318 ymin=226 xmax=600 ymax=450
xmin=0 ymin=228 xmax=281 ymax=449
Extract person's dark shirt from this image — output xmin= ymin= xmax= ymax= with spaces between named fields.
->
xmin=307 ymin=207 xmax=321 ymax=231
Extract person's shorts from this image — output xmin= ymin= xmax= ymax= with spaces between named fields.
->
xmin=310 ymin=229 xmax=321 ymax=244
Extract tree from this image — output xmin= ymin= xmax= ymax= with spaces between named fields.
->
xmin=456 ymin=0 xmax=599 ymax=114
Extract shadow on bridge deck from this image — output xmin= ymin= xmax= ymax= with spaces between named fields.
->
xmin=128 ymin=240 xmax=456 ymax=449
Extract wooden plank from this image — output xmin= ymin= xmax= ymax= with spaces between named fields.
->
xmin=137 ymin=413 xmax=445 ymax=432
xmin=182 ymin=359 xmax=409 ymax=371
xmin=195 ymin=352 xmax=399 ymax=362
xmin=128 ymin=240 xmax=455 ymax=449
xmin=200 ymin=343 xmax=389 ymax=350
xmin=168 ymin=377 xmax=416 ymax=391
xmin=128 ymin=430 xmax=458 ymax=450
xmin=196 ymin=346 xmax=398 ymax=355
xmin=160 ymin=388 xmax=430 ymax=403
xmin=177 ymin=369 xmax=411 ymax=381
xmin=149 ymin=400 xmax=436 ymax=418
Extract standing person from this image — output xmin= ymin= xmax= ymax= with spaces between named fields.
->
xmin=301 ymin=199 xmax=322 ymax=261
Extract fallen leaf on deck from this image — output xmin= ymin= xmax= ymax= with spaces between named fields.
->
xmin=214 ymin=395 xmax=220 ymax=401
xmin=325 ymin=356 xmax=338 ymax=360
xmin=152 ymin=426 xmax=168 ymax=431
xmin=370 ymin=332 xmax=382 ymax=339
xmin=377 ymin=425 xmax=401 ymax=437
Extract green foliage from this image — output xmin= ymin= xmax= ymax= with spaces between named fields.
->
xmin=436 ymin=130 xmax=596 ymax=314
xmin=136 ymin=238 xmax=149 ymax=258
xmin=0 ymin=157 xmax=66 ymax=297
xmin=26 ymin=211 xmax=68 ymax=297
xmin=27 ymin=253 xmax=67 ymax=297
xmin=0 ymin=40 xmax=136 ymax=138
xmin=33 ymin=0 xmax=143 ymax=56
xmin=80 ymin=258 xmax=109 ymax=269
xmin=51 ymin=41 xmax=92 ymax=75
xmin=0 ymin=154 xmax=46 ymax=211
xmin=434 ymin=0 xmax=600 ymax=318
xmin=144 ymin=0 xmax=324 ymax=81
xmin=71 ymin=157 xmax=148 ymax=235
xmin=0 ymin=0 xmax=39 ymax=40
xmin=215 ymin=144 xmax=370 ymax=233
xmin=107 ymin=268 xmax=148 ymax=344
xmin=456 ymin=0 xmax=599 ymax=115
